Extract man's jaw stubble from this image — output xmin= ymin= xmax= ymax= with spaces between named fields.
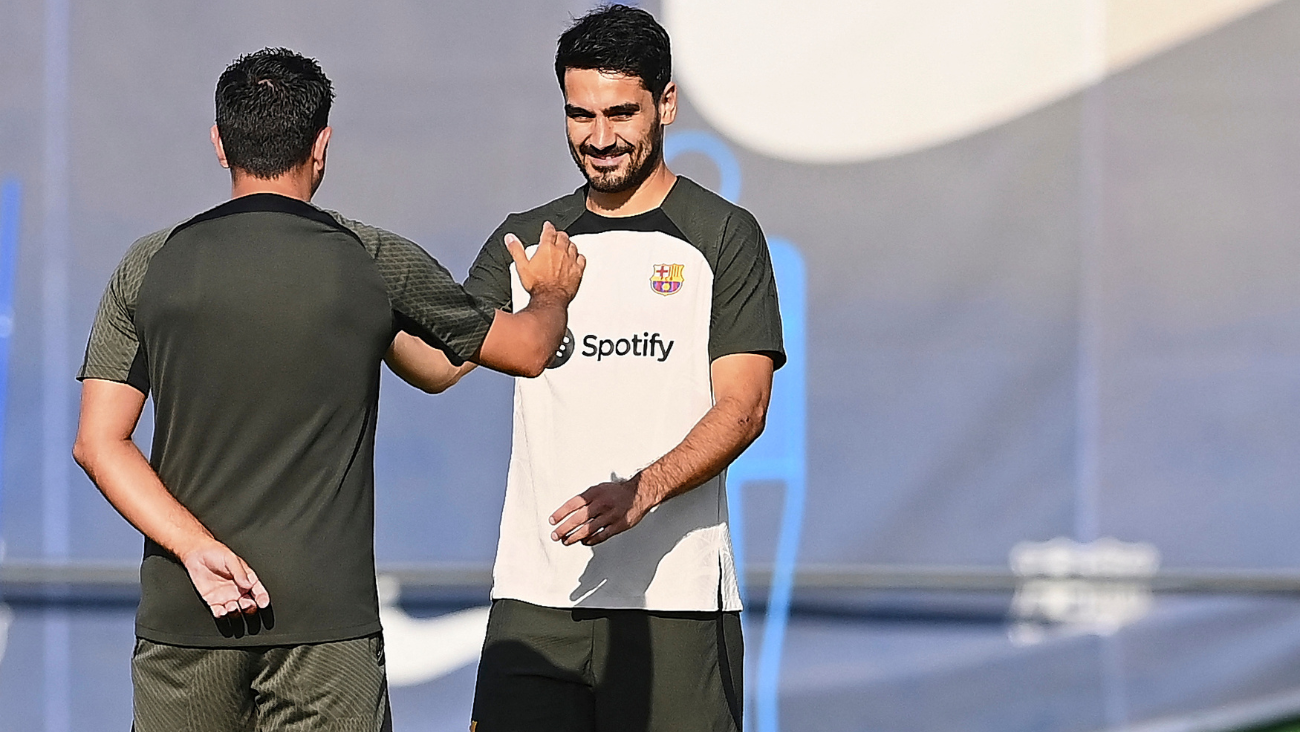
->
xmin=570 ymin=121 xmax=664 ymax=195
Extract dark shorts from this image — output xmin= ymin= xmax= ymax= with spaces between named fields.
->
xmin=131 ymin=634 xmax=392 ymax=732
xmin=471 ymin=599 xmax=743 ymax=732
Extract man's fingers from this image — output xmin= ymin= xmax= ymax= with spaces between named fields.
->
xmin=554 ymin=231 xmax=572 ymax=254
xmin=187 ymin=548 xmax=271 ymax=615
xmin=568 ymin=513 xmax=619 ymax=546
xmin=552 ymin=504 xmax=596 ymax=541
xmin=539 ymin=220 xmax=556 ymax=248
xmin=558 ymin=517 xmax=594 ymax=546
xmin=206 ymin=583 xmax=267 ymax=617
xmin=227 ymin=555 xmax=253 ymax=593
xmin=576 ymin=253 xmax=587 ymax=274
xmin=504 ymin=234 xmax=529 ymax=271
xmin=564 ymin=521 xmax=598 ymax=546
xmin=549 ymin=494 xmax=590 ymax=526
xmin=249 ymin=579 xmax=271 ymax=609
xmin=584 ymin=514 xmax=632 ymax=545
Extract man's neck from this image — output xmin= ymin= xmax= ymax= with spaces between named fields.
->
xmin=585 ymin=164 xmax=677 ymax=217
xmin=229 ymin=169 xmax=315 ymax=202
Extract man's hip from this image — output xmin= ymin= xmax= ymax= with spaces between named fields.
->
xmin=472 ymin=598 xmax=743 ymax=732
xmin=131 ymin=633 xmax=392 ymax=732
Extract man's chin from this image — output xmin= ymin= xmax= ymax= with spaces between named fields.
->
xmin=585 ymin=170 xmax=633 ymax=195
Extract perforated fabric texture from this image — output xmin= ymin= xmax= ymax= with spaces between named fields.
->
xmin=77 ymin=226 xmax=174 ymax=389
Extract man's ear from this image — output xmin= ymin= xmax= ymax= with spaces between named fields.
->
xmin=211 ymin=125 xmax=230 ymax=169
xmin=658 ymin=82 xmax=677 ymax=126
xmin=311 ymin=126 xmax=332 ymax=170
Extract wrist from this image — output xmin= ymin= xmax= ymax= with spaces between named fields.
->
xmin=630 ymin=469 xmax=666 ymax=509
xmin=174 ymin=534 xmax=220 ymax=565
xmin=525 ymin=284 xmax=573 ymax=307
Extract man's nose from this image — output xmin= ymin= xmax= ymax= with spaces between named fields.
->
xmin=590 ymin=116 xmax=616 ymax=150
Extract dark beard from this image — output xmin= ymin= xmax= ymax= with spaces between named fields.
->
xmin=570 ymin=117 xmax=664 ymax=195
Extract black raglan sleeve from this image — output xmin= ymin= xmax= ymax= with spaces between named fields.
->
xmin=77 ymin=228 xmax=173 ymax=393
xmin=331 ymin=214 xmax=496 ymax=364
xmin=709 ymin=210 xmax=786 ymax=369
xmin=464 ymin=218 xmax=518 ymax=312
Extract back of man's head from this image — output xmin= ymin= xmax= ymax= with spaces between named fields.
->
xmin=215 ymin=48 xmax=334 ymax=179
xmin=555 ymin=4 xmax=671 ymax=100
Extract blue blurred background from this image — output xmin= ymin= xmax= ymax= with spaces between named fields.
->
xmin=4 ymin=1 xmax=1300 ymax=730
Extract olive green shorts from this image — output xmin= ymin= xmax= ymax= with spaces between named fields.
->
xmin=131 ymin=634 xmax=391 ymax=732
xmin=472 ymin=599 xmax=744 ymax=732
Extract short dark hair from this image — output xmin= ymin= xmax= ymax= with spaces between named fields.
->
xmin=215 ymin=48 xmax=334 ymax=179
xmin=555 ymin=5 xmax=671 ymax=100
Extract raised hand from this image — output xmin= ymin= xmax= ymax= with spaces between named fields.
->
xmin=181 ymin=540 xmax=271 ymax=617
xmin=505 ymin=220 xmax=586 ymax=304
xmin=476 ymin=221 xmax=587 ymax=377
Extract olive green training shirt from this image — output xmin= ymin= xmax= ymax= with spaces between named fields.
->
xmin=79 ymin=192 xmax=494 ymax=647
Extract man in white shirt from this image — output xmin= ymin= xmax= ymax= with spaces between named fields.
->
xmin=404 ymin=6 xmax=784 ymax=730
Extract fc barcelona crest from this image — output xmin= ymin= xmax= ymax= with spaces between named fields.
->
xmin=651 ymin=263 xmax=685 ymax=296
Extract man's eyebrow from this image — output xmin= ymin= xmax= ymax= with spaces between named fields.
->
xmin=565 ymin=103 xmax=593 ymax=115
xmin=604 ymin=103 xmax=640 ymax=115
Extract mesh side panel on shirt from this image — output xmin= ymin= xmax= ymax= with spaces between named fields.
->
xmin=326 ymin=212 xmax=495 ymax=363
xmin=78 ymin=226 xmax=173 ymax=386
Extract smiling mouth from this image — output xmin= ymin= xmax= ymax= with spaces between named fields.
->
xmin=586 ymin=152 xmax=628 ymax=169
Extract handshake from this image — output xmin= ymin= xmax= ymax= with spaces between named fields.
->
xmin=474 ymin=220 xmax=587 ymax=379
xmin=506 ymin=220 xmax=587 ymax=307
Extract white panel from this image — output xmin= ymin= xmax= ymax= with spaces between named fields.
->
xmin=665 ymin=0 xmax=1278 ymax=163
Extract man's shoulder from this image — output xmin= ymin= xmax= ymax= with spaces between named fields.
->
xmin=131 ymin=225 xmax=177 ymax=254
xmin=495 ymin=187 xmax=587 ymax=244
xmin=318 ymin=208 xmax=393 ymax=241
xmin=661 ymin=177 xmax=762 ymax=247
xmin=315 ymin=208 xmax=422 ymax=259
xmin=115 ymin=224 xmax=180 ymax=283
xmin=668 ymin=176 xmax=746 ymax=213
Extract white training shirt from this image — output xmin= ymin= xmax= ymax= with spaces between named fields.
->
xmin=464 ymin=178 xmax=785 ymax=612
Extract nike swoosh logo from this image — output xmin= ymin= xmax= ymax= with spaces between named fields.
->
xmin=377 ymin=576 xmax=491 ymax=687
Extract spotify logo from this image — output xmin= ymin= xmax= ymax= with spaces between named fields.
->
xmin=547 ymin=328 xmax=575 ymax=369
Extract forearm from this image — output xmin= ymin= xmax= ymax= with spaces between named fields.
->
xmin=74 ymin=436 xmax=214 ymax=560
xmin=74 ymin=379 xmax=267 ymax=616
xmin=514 ymin=288 xmax=570 ymax=362
xmin=636 ymin=395 xmax=765 ymax=507
xmin=549 ymin=354 xmax=773 ymax=546
xmin=474 ymin=289 xmax=569 ymax=377
xmin=386 ymin=332 xmax=476 ymax=393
